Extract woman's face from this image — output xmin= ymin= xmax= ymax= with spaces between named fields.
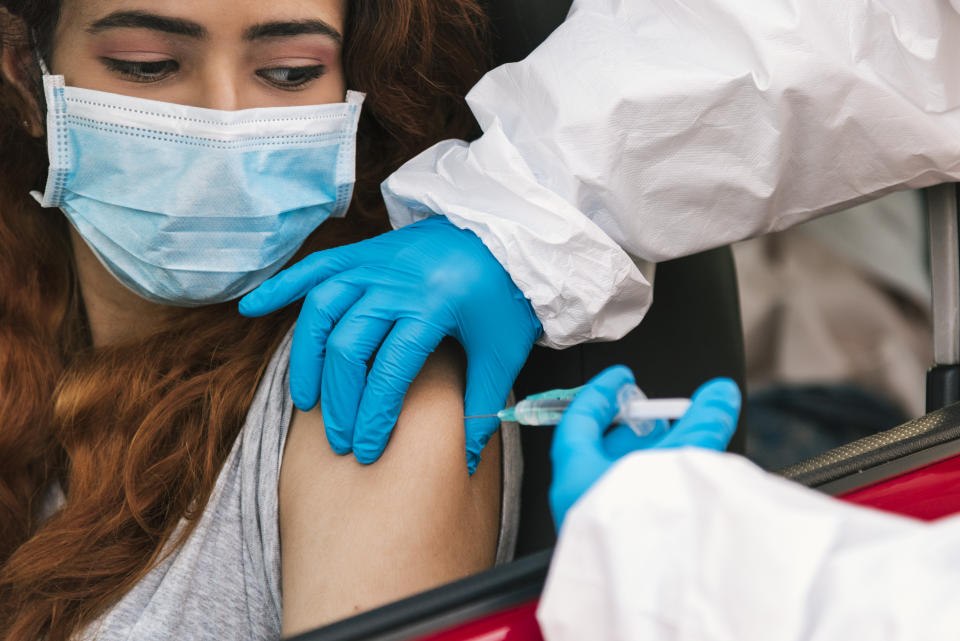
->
xmin=51 ymin=0 xmax=347 ymax=109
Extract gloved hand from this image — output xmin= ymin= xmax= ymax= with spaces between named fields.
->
xmin=239 ymin=215 xmax=542 ymax=472
xmin=550 ymin=366 xmax=741 ymax=529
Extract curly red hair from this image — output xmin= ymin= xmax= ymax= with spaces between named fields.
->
xmin=0 ymin=2 xmax=488 ymax=639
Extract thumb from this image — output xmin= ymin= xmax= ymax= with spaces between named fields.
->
xmin=658 ymin=378 xmax=740 ymax=451
xmin=239 ymin=242 xmax=359 ymax=316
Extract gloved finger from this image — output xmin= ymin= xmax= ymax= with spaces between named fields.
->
xmin=657 ymin=378 xmax=740 ymax=451
xmin=601 ymin=419 xmax=669 ymax=459
xmin=320 ymin=297 xmax=395 ymax=459
xmin=551 ymin=366 xmax=636 ymax=463
xmin=352 ymin=318 xmax=447 ymax=464
xmin=462 ymin=353 xmax=518 ymax=475
xmin=288 ymin=277 xmax=364 ymax=416
xmin=238 ymin=244 xmax=360 ymax=316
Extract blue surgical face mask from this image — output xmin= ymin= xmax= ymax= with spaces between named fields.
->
xmin=31 ymin=72 xmax=364 ymax=306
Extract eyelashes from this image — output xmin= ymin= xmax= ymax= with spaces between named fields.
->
xmin=256 ymin=65 xmax=325 ymax=89
xmin=102 ymin=58 xmax=179 ymax=83
xmin=101 ymin=58 xmax=327 ymax=90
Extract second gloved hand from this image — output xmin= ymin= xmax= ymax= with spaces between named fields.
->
xmin=550 ymin=366 xmax=741 ymax=529
xmin=239 ymin=215 xmax=542 ymax=472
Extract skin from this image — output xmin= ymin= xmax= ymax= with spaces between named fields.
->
xmin=0 ymin=0 xmax=502 ymax=634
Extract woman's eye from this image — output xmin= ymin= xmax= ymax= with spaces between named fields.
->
xmin=102 ymin=58 xmax=179 ymax=83
xmin=256 ymin=65 xmax=325 ymax=89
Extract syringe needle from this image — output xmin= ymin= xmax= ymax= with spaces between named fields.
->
xmin=464 ymin=414 xmax=499 ymax=420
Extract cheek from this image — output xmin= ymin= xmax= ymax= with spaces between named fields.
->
xmin=330 ymin=64 xmax=347 ymax=94
xmin=290 ymin=57 xmax=347 ymax=106
xmin=280 ymin=73 xmax=347 ymax=108
xmin=47 ymin=35 xmax=120 ymax=92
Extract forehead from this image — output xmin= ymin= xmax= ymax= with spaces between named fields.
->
xmin=58 ymin=0 xmax=348 ymax=35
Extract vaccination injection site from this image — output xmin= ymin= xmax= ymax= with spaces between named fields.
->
xmin=4 ymin=0 xmax=960 ymax=639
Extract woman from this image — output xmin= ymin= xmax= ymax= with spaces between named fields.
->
xmin=0 ymin=1 xmax=517 ymax=639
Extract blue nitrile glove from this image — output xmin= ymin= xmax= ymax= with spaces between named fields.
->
xmin=550 ymin=366 xmax=741 ymax=529
xmin=239 ymin=215 xmax=542 ymax=472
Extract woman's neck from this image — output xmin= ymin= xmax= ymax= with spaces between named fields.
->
xmin=70 ymin=227 xmax=170 ymax=347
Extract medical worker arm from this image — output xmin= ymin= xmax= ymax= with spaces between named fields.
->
xmin=278 ymin=343 xmax=502 ymax=636
xmin=246 ymin=0 xmax=960 ymax=471
xmin=384 ymin=0 xmax=960 ymax=348
xmin=539 ymin=450 xmax=960 ymax=640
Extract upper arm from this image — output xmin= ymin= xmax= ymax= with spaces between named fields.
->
xmin=278 ymin=344 xmax=502 ymax=637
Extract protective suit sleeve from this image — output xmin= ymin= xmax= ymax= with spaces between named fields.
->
xmin=537 ymin=449 xmax=960 ymax=640
xmin=383 ymin=0 xmax=960 ymax=348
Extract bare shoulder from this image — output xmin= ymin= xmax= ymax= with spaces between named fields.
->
xmin=278 ymin=342 xmax=502 ymax=636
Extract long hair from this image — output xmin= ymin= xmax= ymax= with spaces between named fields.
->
xmin=0 ymin=2 xmax=489 ymax=639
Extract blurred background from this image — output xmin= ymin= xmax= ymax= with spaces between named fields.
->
xmin=736 ymin=191 xmax=932 ymax=469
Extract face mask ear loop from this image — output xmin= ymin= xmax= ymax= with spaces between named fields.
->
xmin=36 ymin=52 xmax=51 ymax=76
xmin=31 ymin=31 xmax=51 ymax=76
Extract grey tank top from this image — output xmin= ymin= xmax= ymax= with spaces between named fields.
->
xmin=72 ymin=330 xmax=522 ymax=640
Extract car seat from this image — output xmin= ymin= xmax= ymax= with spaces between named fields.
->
xmin=485 ymin=0 xmax=749 ymax=555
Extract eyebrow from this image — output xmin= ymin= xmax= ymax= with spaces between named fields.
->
xmin=243 ymin=20 xmax=342 ymax=44
xmin=86 ymin=12 xmax=342 ymax=45
xmin=87 ymin=11 xmax=207 ymax=39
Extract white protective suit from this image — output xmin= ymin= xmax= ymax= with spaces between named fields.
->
xmin=382 ymin=0 xmax=960 ymax=348
xmin=537 ymin=448 xmax=960 ymax=640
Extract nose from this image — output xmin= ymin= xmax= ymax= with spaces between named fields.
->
xmin=193 ymin=54 xmax=242 ymax=111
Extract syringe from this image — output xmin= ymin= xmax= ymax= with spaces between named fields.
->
xmin=465 ymin=384 xmax=691 ymax=437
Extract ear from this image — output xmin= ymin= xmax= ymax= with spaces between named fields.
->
xmin=0 ymin=9 xmax=45 ymax=138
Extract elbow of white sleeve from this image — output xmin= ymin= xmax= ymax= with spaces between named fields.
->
xmin=538 ymin=449 xmax=960 ymax=640
xmin=382 ymin=130 xmax=651 ymax=349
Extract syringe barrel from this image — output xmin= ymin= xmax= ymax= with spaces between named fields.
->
xmin=615 ymin=384 xmax=656 ymax=436
xmin=511 ymin=398 xmax=571 ymax=425
xmin=510 ymin=385 xmax=691 ymax=431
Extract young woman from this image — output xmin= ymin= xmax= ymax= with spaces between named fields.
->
xmin=0 ymin=1 xmax=519 ymax=639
